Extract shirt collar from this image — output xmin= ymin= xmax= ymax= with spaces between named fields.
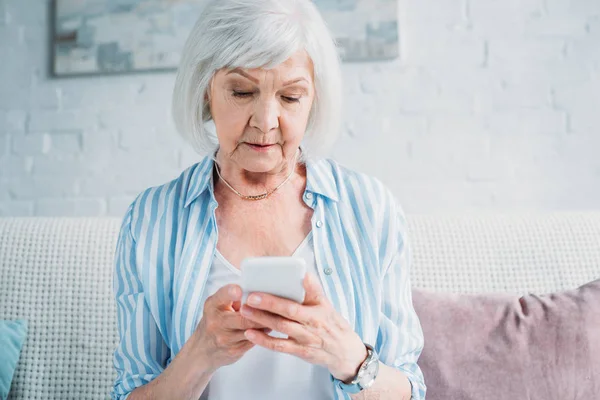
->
xmin=183 ymin=154 xmax=339 ymax=208
xmin=183 ymin=156 xmax=215 ymax=208
xmin=304 ymin=158 xmax=339 ymax=202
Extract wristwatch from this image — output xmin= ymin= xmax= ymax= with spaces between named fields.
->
xmin=332 ymin=343 xmax=380 ymax=394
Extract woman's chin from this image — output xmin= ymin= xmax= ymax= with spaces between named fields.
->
xmin=239 ymin=156 xmax=281 ymax=173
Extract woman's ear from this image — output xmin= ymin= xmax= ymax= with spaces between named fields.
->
xmin=204 ymin=77 xmax=214 ymax=117
xmin=204 ymin=92 xmax=211 ymax=117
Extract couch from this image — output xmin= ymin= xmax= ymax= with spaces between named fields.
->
xmin=1 ymin=213 xmax=599 ymax=399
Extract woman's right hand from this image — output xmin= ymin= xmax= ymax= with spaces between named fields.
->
xmin=191 ymin=284 xmax=270 ymax=373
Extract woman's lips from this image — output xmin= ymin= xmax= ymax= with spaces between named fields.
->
xmin=246 ymin=143 xmax=274 ymax=152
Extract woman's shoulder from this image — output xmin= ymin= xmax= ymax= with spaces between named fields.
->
xmin=314 ymin=158 xmax=408 ymax=262
xmin=312 ymin=158 xmax=398 ymax=209
xmin=124 ymin=157 xmax=211 ymax=235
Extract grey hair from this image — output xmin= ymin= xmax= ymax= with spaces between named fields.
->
xmin=171 ymin=0 xmax=343 ymax=161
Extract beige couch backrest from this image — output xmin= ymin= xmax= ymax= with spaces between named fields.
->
xmin=1 ymin=213 xmax=599 ymax=399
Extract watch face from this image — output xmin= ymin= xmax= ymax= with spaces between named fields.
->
xmin=358 ymin=357 xmax=379 ymax=388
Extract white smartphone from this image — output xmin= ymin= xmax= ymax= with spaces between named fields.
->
xmin=240 ymin=256 xmax=307 ymax=304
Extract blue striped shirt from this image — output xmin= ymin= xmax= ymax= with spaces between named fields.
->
xmin=111 ymin=155 xmax=426 ymax=400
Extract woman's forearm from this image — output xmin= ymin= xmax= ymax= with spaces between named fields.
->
xmin=128 ymin=335 xmax=214 ymax=400
xmin=349 ymin=362 xmax=412 ymax=400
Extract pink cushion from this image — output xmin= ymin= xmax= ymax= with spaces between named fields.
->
xmin=413 ymin=279 xmax=600 ymax=399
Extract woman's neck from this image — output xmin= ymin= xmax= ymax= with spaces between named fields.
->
xmin=213 ymin=149 xmax=301 ymax=199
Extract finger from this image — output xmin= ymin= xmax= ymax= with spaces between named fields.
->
xmin=245 ymin=291 xmax=320 ymax=328
xmin=209 ymin=284 xmax=243 ymax=311
xmin=219 ymin=331 xmax=250 ymax=346
xmin=232 ymin=340 xmax=255 ymax=353
xmin=302 ymin=272 xmax=326 ymax=306
xmin=244 ymin=329 xmax=325 ymax=364
xmin=241 ymin=305 xmax=323 ymax=348
xmin=218 ymin=337 xmax=256 ymax=355
xmin=223 ymin=312 xmax=273 ymax=331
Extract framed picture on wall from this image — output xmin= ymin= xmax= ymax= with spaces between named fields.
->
xmin=52 ymin=0 xmax=399 ymax=77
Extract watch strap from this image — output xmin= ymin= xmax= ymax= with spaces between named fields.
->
xmin=332 ymin=343 xmax=378 ymax=394
xmin=334 ymin=377 xmax=363 ymax=394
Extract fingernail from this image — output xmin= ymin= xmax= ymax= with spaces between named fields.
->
xmin=248 ymin=294 xmax=261 ymax=306
xmin=229 ymin=287 xmax=237 ymax=296
xmin=245 ymin=330 xmax=256 ymax=340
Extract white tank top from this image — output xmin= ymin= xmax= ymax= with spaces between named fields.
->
xmin=200 ymin=231 xmax=335 ymax=400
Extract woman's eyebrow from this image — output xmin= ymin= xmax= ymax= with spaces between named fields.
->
xmin=227 ymin=68 xmax=259 ymax=84
xmin=281 ymin=77 xmax=309 ymax=86
xmin=226 ymin=68 xmax=309 ymax=87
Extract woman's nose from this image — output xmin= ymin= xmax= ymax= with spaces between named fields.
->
xmin=250 ymin=97 xmax=280 ymax=134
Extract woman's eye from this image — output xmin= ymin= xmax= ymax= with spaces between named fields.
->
xmin=282 ymin=96 xmax=300 ymax=103
xmin=232 ymin=91 xmax=254 ymax=98
xmin=232 ymin=91 xmax=300 ymax=103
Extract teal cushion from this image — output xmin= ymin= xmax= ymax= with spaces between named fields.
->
xmin=0 ymin=320 xmax=28 ymax=399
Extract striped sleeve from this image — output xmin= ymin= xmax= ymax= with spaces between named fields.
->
xmin=111 ymin=201 xmax=169 ymax=399
xmin=376 ymin=197 xmax=427 ymax=400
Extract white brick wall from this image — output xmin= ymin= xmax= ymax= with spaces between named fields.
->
xmin=0 ymin=0 xmax=599 ymax=217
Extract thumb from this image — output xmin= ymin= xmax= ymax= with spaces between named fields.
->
xmin=302 ymin=272 xmax=325 ymax=305
xmin=213 ymin=284 xmax=242 ymax=311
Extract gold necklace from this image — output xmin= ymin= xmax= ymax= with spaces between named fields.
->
xmin=214 ymin=149 xmax=299 ymax=201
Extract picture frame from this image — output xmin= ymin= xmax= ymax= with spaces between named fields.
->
xmin=52 ymin=0 xmax=399 ymax=77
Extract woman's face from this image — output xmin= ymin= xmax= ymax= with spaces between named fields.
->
xmin=208 ymin=49 xmax=315 ymax=172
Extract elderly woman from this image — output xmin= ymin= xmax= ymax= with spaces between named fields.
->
xmin=111 ymin=0 xmax=426 ymax=399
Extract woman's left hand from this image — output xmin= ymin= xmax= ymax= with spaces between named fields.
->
xmin=240 ymin=272 xmax=368 ymax=382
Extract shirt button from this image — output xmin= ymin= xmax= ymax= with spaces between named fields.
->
xmin=305 ymin=192 xmax=313 ymax=200
xmin=316 ymin=220 xmax=323 ymax=228
xmin=324 ymin=267 xmax=333 ymax=275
